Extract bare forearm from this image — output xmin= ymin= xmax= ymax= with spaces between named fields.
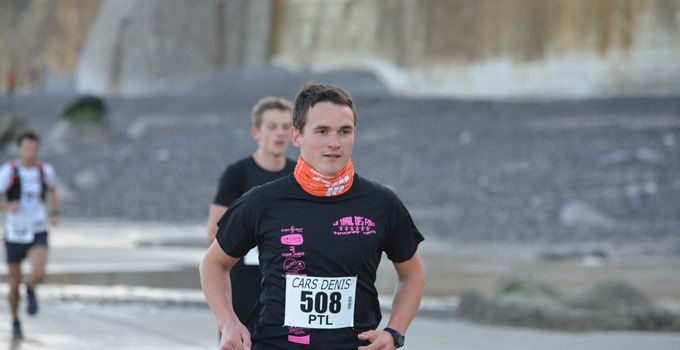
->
xmin=388 ymin=269 xmax=425 ymax=333
xmin=200 ymin=254 xmax=238 ymax=328
xmin=49 ymin=189 xmax=58 ymax=213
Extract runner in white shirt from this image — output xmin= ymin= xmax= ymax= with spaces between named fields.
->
xmin=0 ymin=132 xmax=58 ymax=340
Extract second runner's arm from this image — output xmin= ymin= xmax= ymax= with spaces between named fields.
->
xmin=48 ymin=187 xmax=58 ymax=225
xmin=207 ymin=204 xmax=228 ymax=243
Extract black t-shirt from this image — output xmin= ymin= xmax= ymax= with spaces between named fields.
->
xmin=213 ymin=156 xmax=296 ymax=207
xmin=216 ymin=173 xmax=424 ymax=349
xmin=213 ymin=156 xmax=295 ymax=328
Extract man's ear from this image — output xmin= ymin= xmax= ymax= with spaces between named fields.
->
xmin=291 ymin=127 xmax=302 ymax=148
xmin=251 ymin=125 xmax=260 ymax=141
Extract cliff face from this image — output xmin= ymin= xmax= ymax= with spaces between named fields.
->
xmin=2 ymin=0 xmax=679 ymax=98
xmin=271 ymin=0 xmax=680 ymax=98
xmin=0 ymin=0 xmax=100 ymax=92
xmin=76 ymin=0 xmax=273 ymax=95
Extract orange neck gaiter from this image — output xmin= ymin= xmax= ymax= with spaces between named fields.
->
xmin=294 ymin=156 xmax=355 ymax=197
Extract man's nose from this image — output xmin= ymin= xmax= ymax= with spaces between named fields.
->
xmin=328 ymin=134 xmax=341 ymax=148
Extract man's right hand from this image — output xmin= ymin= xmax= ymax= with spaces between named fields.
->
xmin=219 ymin=321 xmax=252 ymax=350
xmin=5 ymin=202 xmax=20 ymax=213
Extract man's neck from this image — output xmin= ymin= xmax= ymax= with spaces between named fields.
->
xmin=19 ymin=159 xmax=37 ymax=168
xmin=252 ymin=149 xmax=286 ymax=172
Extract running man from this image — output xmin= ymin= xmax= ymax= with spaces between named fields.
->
xmin=0 ymin=132 xmax=58 ymax=340
xmin=207 ymin=96 xmax=295 ymax=332
xmin=201 ymin=83 xmax=425 ymax=349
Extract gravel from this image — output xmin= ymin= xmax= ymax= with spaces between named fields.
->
xmin=1 ymin=68 xmax=679 ymax=244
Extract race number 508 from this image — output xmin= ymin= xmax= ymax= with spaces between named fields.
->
xmin=284 ymin=275 xmax=356 ymax=329
xmin=300 ymin=291 xmax=342 ymax=314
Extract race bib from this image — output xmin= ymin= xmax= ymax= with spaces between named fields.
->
xmin=5 ymin=219 xmax=35 ymax=244
xmin=284 ymin=275 xmax=357 ymax=329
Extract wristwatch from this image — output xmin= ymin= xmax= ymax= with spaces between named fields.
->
xmin=383 ymin=327 xmax=405 ymax=348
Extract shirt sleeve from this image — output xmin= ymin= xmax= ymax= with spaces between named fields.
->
xmin=0 ymin=163 xmax=11 ymax=192
xmin=42 ymin=163 xmax=56 ymax=188
xmin=213 ymin=163 xmax=244 ymax=207
xmin=215 ymin=193 xmax=257 ymax=259
xmin=383 ymin=195 xmax=424 ymax=263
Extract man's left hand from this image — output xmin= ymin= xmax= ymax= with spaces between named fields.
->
xmin=357 ymin=329 xmax=395 ymax=350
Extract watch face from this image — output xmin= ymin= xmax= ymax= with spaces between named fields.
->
xmin=385 ymin=328 xmax=405 ymax=347
xmin=396 ymin=335 xmax=405 ymax=347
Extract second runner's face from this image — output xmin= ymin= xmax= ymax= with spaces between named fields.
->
xmin=18 ymin=139 xmax=39 ymax=165
xmin=292 ymin=102 xmax=355 ymax=177
xmin=253 ymin=109 xmax=292 ymax=156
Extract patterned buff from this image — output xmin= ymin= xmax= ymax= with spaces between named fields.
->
xmin=294 ymin=156 xmax=355 ymax=197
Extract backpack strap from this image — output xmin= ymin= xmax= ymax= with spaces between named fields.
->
xmin=6 ymin=161 xmax=21 ymax=201
xmin=37 ymin=161 xmax=47 ymax=202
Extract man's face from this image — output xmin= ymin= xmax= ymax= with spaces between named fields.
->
xmin=292 ymin=102 xmax=355 ymax=177
xmin=252 ymin=109 xmax=292 ymax=156
xmin=18 ymin=139 xmax=39 ymax=164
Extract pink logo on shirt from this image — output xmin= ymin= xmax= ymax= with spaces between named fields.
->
xmin=281 ymin=234 xmax=304 ymax=245
xmin=332 ymin=216 xmax=376 ymax=235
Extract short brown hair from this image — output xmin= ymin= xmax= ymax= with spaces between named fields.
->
xmin=251 ymin=96 xmax=293 ymax=127
xmin=17 ymin=132 xmax=40 ymax=146
xmin=293 ymin=83 xmax=356 ymax=133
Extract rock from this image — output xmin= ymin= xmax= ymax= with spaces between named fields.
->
xmin=45 ymin=95 xmax=113 ymax=154
xmin=597 ymin=148 xmax=666 ymax=167
xmin=127 ymin=114 xmax=221 ymax=139
xmin=643 ymin=181 xmax=658 ymax=194
xmin=635 ymin=147 xmax=665 ymax=166
xmin=597 ymin=150 xmax=632 ymax=166
xmin=564 ymin=280 xmax=651 ymax=312
xmin=73 ymin=169 xmax=99 ymax=191
xmin=496 ymin=277 xmax=560 ymax=299
xmin=458 ymin=131 xmax=472 ymax=145
xmin=662 ymin=133 xmax=675 ymax=147
xmin=46 ymin=120 xmax=114 ymax=154
xmin=538 ymin=249 xmax=608 ymax=263
xmin=457 ymin=279 xmax=680 ymax=332
xmin=0 ymin=116 xmax=32 ymax=150
xmin=127 ymin=116 xmax=176 ymax=139
xmin=456 ymin=289 xmax=616 ymax=331
xmin=563 ymin=280 xmax=680 ymax=331
xmin=156 ymin=149 xmax=171 ymax=162
xmin=62 ymin=95 xmax=108 ymax=125
xmin=559 ymin=200 xmax=616 ymax=229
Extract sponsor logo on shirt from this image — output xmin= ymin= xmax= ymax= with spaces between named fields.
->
xmin=279 ymin=225 xmax=311 ymax=343
xmin=332 ymin=216 xmax=376 ymax=236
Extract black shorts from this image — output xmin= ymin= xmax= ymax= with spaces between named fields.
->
xmin=4 ymin=231 xmax=48 ymax=264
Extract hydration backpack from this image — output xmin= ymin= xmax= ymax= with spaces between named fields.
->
xmin=5 ymin=161 xmax=48 ymax=202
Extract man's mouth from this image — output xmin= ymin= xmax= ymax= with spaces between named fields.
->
xmin=323 ymin=154 xmax=342 ymax=159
